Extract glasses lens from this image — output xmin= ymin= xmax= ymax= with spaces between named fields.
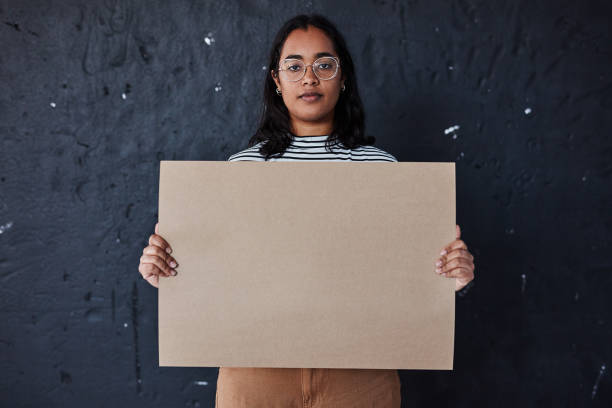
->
xmin=280 ymin=60 xmax=305 ymax=81
xmin=314 ymin=57 xmax=338 ymax=80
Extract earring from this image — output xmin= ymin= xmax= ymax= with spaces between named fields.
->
xmin=341 ymin=84 xmax=346 ymax=91
xmin=276 ymin=88 xmax=282 ymax=95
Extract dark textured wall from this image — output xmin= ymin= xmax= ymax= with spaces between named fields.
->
xmin=1 ymin=0 xmax=611 ymax=407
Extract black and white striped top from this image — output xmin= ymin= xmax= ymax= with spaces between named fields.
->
xmin=227 ymin=134 xmax=398 ymax=162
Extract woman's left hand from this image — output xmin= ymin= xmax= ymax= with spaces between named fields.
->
xmin=435 ymin=225 xmax=475 ymax=291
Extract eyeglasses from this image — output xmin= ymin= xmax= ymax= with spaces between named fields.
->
xmin=277 ymin=56 xmax=340 ymax=82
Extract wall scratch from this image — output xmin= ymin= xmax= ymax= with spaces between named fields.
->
xmin=131 ymin=282 xmax=142 ymax=394
xmin=591 ymin=363 xmax=606 ymax=399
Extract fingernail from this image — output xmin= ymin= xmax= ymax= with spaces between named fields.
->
xmin=166 ymin=247 xmax=172 ymax=254
xmin=435 ymin=260 xmax=442 ymax=267
xmin=172 ymin=270 xmax=177 ymax=276
xmin=436 ymin=267 xmax=441 ymax=273
xmin=440 ymin=249 xmax=447 ymax=255
xmin=170 ymin=261 xmax=177 ymax=268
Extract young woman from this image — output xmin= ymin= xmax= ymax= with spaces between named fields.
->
xmin=138 ymin=14 xmax=475 ymax=407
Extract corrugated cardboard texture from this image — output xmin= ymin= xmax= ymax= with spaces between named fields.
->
xmin=158 ymin=161 xmax=455 ymax=369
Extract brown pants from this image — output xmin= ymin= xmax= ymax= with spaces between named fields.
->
xmin=215 ymin=367 xmax=401 ymax=407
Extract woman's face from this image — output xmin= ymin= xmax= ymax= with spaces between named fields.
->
xmin=271 ymin=25 xmax=345 ymax=133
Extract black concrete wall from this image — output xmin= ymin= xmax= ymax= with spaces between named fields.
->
xmin=1 ymin=1 xmax=611 ymax=406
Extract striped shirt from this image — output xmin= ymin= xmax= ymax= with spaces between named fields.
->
xmin=227 ymin=134 xmax=398 ymax=162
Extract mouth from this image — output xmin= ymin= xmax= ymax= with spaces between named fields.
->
xmin=299 ymin=93 xmax=322 ymax=102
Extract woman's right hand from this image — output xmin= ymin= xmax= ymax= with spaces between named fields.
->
xmin=138 ymin=222 xmax=179 ymax=288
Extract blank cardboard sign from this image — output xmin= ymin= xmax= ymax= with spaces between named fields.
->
xmin=158 ymin=161 xmax=455 ymax=370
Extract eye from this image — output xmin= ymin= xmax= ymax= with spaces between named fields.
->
xmin=288 ymin=65 xmax=301 ymax=71
xmin=317 ymin=63 xmax=332 ymax=70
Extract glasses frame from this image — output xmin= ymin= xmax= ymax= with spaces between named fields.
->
xmin=277 ymin=56 xmax=341 ymax=82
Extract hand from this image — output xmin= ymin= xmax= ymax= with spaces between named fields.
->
xmin=434 ymin=224 xmax=475 ymax=292
xmin=138 ymin=222 xmax=179 ymax=288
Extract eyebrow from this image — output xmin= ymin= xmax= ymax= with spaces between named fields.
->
xmin=282 ymin=51 xmax=335 ymax=60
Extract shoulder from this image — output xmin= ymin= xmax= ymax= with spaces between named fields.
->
xmin=227 ymin=142 xmax=265 ymax=161
xmin=351 ymin=145 xmax=398 ymax=162
xmin=227 ymin=142 xmax=398 ymax=162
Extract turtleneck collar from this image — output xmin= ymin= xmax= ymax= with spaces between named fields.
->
xmin=289 ymin=135 xmax=336 ymax=149
xmin=291 ymin=134 xmax=329 ymax=141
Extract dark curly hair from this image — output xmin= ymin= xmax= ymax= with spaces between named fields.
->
xmin=247 ymin=13 xmax=376 ymax=160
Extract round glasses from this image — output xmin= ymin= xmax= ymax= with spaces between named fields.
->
xmin=277 ymin=56 xmax=340 ymax=82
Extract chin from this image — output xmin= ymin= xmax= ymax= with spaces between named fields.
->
xmin=295 ymin=105 xmax=333 ymax=119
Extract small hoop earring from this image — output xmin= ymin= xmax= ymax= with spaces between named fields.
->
xmin=276 ymin=88 xmax=282 ymax=95
xmin=341 ymin=84 xmax=346 ymax=92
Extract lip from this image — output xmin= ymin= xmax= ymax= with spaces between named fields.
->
xmin=300 ymin=93 xmax=322 ymax=102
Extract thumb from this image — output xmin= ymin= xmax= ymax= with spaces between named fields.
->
xmin=456 ymin=224 xmax=461 ymax=239
xmin=155 ymin=222 xmax=159 ymax=235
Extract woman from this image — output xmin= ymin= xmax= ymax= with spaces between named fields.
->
xmin=138 ymin=14 xmax=475 ymax=407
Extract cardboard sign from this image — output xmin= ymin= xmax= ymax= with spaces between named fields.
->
xmin=158 ymin=161 xmax=455 ymax=369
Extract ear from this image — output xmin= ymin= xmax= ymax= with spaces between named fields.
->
xmin=271 ymin=69 xmax=280 ymax=89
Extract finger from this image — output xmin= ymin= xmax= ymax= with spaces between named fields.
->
xmin=443 ymin=266 xmax=474 ymax=279
xmin=436 ymin=257 xmax=473 ymax=275
xmin=142 ymin=245 xmax=179 ymax=269
xmin=155 ymin=222 xmax=159 ymax=235
xmin=140 ymin=254 xmax=176 ymax=277
xmin=456 ymin=224 xmax=461 ymax=240
xmin=440 ymin=239 xmax=468 ymax=255
xmin=138 ymin=262 xmax=167 ymax=281
xmin=436 ymin=248 xmax=473 ymax=266
xmin=148 ymin=233 xmax=173 ymax=254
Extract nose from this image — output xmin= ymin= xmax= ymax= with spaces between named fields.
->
xmin=302 ymin=64 xmax=319 ymax=84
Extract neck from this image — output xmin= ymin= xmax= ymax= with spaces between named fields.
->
xmin=289 ymin=113 xmax=334 ymax=137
